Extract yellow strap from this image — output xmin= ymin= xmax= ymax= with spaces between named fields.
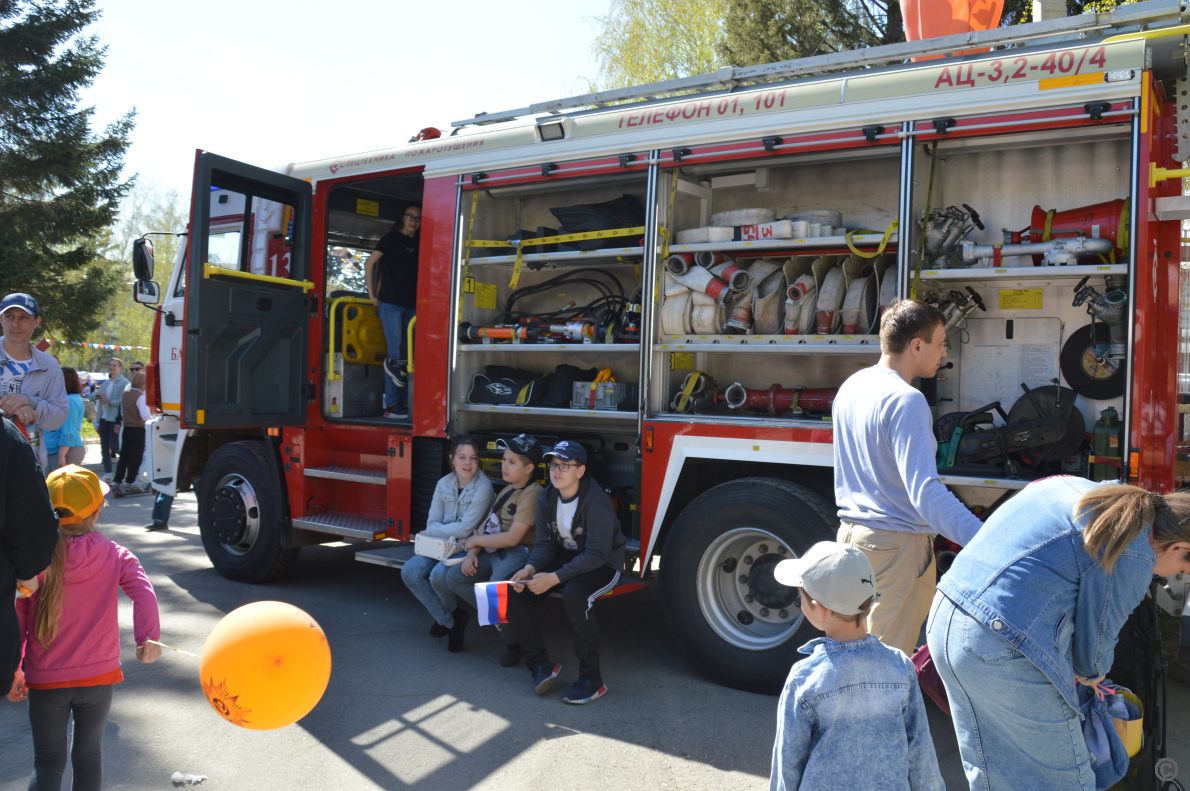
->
xmin=845 ymin=221 xmax=899 ymax=259
xmin=510 ymin=242 xmax=524 ymax=290
xmin=468 ymin=226 xmax=645 ymax=250
xmin=1117 ymin=198 xmax=1129 ymax=252
xmin=594 ymin=368 xmax=613 ymax=383
xmin=1043 ymin=209 xmax=1054 ymax=242
xmin=464 ymin=191 xmax=478 ymax=274
xmin=677 ymin=371 xmax=705 ymax=413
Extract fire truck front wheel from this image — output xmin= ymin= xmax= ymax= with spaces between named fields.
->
xmin=659 ymin=477 xmax=837 ymax=693
xmin=199 ymin=441 xmax=299 ymax=583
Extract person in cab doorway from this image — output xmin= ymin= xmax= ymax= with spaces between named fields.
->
xmin=365 ymin=203 xmax=420 ymax=419
xmin=833 ymin=299 xmax=983 ymax=656
xmin=0 ymin=293 xmax=67 ymax=471
xmin=507 ymin=440 xmax=625 ymax=705
xmin=769 ymin=542 xmax=943 ymax=791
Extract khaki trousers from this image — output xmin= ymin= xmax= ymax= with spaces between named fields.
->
xmin=837 ymin=522 xmax=936 ymax=656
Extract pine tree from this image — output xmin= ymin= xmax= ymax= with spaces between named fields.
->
xmin=720 ymin=0 xmax=905 ymax=67
xmin=0 ymin=0 xmax=134 ymax=341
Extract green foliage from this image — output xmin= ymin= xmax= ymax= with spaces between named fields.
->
xmin=0 ymin=0 xmax=134 ymax=341
xmin=591 ymin=0 xmax=729 ymax=90
xmin=54 ymin=181 xmax=186 ymax=372
xmin=721 ymin=0 xmax=904 ymax=66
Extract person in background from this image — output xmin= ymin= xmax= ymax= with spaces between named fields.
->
xmin=507 ymin=440 xmax=625 ymax=705
xmin=833 ymin=299 xmax=984 ymax=656
xmin=401 ymin=434 xmax=494 ymax=652
xmin=8 ymin=465 xmax=161 ymax=791
xmin=54 ymin=368 xmax=86 ymax=471
xmin=927 ymin=478 xmax=1190 ymax=790
xmin=1 ymin=418 xmax=59 ymax=703
xmin=0 ymin=293 xmax=68 ymax=471
xmin=769 ymin=542 xmax=943 ymax=791
xmin=84 ymin=358 xmax=127 ymax=481
xmin=365 ymin=203 xmax=420 ymax=419
xmin=445 ymin=434 xmax=543 ymax=663
xmin=111 ymin=371 xmax=150 ymax=495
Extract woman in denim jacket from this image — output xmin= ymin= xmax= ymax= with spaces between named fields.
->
xmin=927 ymin=477 xmax=1190 ymax=790
xmin=401 ymin=435 xmax=494 ymax=651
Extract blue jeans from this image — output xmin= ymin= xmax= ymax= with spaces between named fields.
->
xmin=378 ymin=302 xmax=415 ymax=411
xmin=444 ymin=546 xmax=530 ymax=642
xmin=401 ymin=554 xmax=458 ymax=626
xmin=152 ymin=492 xmax=174 ymax=525
xmin=926 ymin=593 xmax=1096 ymax=791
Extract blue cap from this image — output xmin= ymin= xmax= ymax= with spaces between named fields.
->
xmin=544 ymin=439 xmax=587 ymax=465
xmin=1 ymin=293 xmax=39 ymax=317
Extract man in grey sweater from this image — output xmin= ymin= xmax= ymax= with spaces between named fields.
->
xmin=0 ymin=293 xmax=67 ymax=471
xmin=833 ymin=299 xmax=983 ymax=656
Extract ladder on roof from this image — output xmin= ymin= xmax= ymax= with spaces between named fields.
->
xmin=451 ymin=0 xmax=1188 ymax=128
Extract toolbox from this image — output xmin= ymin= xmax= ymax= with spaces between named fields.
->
xmin=571 ymin=381 xmax=637 ymax=411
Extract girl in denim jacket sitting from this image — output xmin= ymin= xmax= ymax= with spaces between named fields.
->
xmin=927 ymin=478 xmax=1190 ymax=791
xmin=769 ymin=542 xmax=944 ymax=791
xmin=401 ymin=434 xmax=494 ymax=652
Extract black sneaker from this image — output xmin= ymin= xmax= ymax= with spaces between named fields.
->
xmin=500 ymin=644 xmax=524 ymax=668
xmin=144 ymin=522 xmax=168 ymax=532
xmin=531 ymin=663 xmax=561 ymax=696
xmin=383 ymin=358 xmax=407 ymax=388
xmin=429 ymin=622 xmax=450 ymax=638
xmin=562 ymin=676 xmax=607 ymax=705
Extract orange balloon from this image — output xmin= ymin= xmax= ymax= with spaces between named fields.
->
xmin=199 ymin=601 xmax=331 ymax=731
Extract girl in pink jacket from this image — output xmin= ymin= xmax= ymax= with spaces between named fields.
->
xmin=8 ymin=465 xmax=161 ymax=791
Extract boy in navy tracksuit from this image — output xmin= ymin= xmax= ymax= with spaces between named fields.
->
xmin=507 ymin=440 xmax=625 ymax=704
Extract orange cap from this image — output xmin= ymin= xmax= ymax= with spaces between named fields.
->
xmin=46 ymin=464 xmax=109 ymax=525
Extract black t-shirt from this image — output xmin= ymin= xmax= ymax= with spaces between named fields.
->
xmin=373 ymin=228 xmax=419 ymax=309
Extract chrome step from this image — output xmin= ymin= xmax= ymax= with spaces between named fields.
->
xmin=303 ymin=465 xmax=386 ymax=485
xmin=355 ymin=544 xmax=416 ymax=568
xmin=292 ymin=511 xmax=387 ymax=540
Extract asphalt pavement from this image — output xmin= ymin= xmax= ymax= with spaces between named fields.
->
xmin=1 ymin=445 xmax=1188 ymax=790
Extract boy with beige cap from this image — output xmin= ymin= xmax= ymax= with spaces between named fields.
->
xmin=768 ymin=541 xmax=943 ymax=791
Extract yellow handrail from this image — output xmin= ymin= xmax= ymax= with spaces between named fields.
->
xmin=1103 ymin=22 xmax=1190 ymax=44
xmin=406 ymin=316 xmax=417 ymax=374
xmin=202 ymin=263 xmax=314 ymax=293
xmin=326 ymin=296 xmax=373 ymax=381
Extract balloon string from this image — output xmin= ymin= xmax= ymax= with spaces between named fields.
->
xmin=146 ymin=639 xmax=201 ymax=659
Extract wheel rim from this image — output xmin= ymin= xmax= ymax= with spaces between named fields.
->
xmin=208 ymin=473 xmax=261 ymax=556
xmin=696 ymin=527 xmax=803 ymax=651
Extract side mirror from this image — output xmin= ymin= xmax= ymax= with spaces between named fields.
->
xmin=133 ymin=237 xmax=155 ymax=281
xmin=134 ymin=279 xmax=161 ymax=306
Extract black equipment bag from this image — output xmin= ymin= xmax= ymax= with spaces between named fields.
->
xmin=548 ymin=194 xmax=644 ymax=251
xmin=537 ymin=364 xmax=598 ymax=408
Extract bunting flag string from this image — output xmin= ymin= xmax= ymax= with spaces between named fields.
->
xmin=44 ymin=338 xmax=150 ymax=351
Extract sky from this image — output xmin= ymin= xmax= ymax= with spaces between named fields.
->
xmin=80 ymin=0 xmax=610 ymax=199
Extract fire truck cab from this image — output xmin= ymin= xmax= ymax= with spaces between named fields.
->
xmin=132 ymin=0 xmax=1190 ymax=692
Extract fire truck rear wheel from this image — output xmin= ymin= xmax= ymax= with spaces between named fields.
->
xmin=199 ymin=440 xmax=298 ymax=584
xmin=659 ymin=477 xmax=837 ymax=694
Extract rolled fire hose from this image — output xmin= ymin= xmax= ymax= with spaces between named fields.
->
xmin=668 ymin=263 xmax=732 ymax=306
xmin=690 ymin=291 xmax=723 ymax=334
xmin=784 ymin=274 xmax=816 ymax=335
xmin=752 ymin=268 xmax=788 ymax=335
xmin=839 ymin=274 xmax=877 ymax=334
xmin=665 ymin=253 xmax=694 ymax=276
xmin=877 ymin=270 xmax=898 ymax=323
xmin=723 ymin=291 xmax=753 ymax=333
xmin=675 ymin=227 xmax=734 ymax=245
xmin=710 ymin=208 xmax=777 ymax=226
xmin=661 ymin=274 xmax=693 ymax=335
xmin=708 ymin=260 xmax=751 ymax=291
xmin=816 ymin=266 xmax=847 ymax=334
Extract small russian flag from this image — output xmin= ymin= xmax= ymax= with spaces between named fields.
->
xmin=475 ymin=581 xmax=514 ymax=626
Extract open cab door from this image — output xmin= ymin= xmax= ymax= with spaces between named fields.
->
xmin=183 ymin=152 xmax=313 ymax=428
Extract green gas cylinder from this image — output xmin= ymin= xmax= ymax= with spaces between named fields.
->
xmin=1091 ymin=407 xmax=1123 ymax=481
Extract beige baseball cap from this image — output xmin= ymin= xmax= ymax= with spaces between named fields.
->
xmin=774 ymin=541 xmax=879 ymax=615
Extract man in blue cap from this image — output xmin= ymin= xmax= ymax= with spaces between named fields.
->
xmin=507 ymin=439 xmax=626 ymax=705
xmin=0 ymin=293 xmax=67 ymax=470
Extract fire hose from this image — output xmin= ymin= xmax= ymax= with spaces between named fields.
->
xmin=722 ymin=383 xmax=838 ymax=416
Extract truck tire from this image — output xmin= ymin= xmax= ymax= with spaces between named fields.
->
xmin=198 ymin=440 xmax=298 ymax=583
xmin=659 ymin=477 xmax=838 ymax=693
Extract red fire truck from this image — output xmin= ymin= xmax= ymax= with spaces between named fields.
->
xmin=132 ymin=2 xmax=1190 ymax=692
